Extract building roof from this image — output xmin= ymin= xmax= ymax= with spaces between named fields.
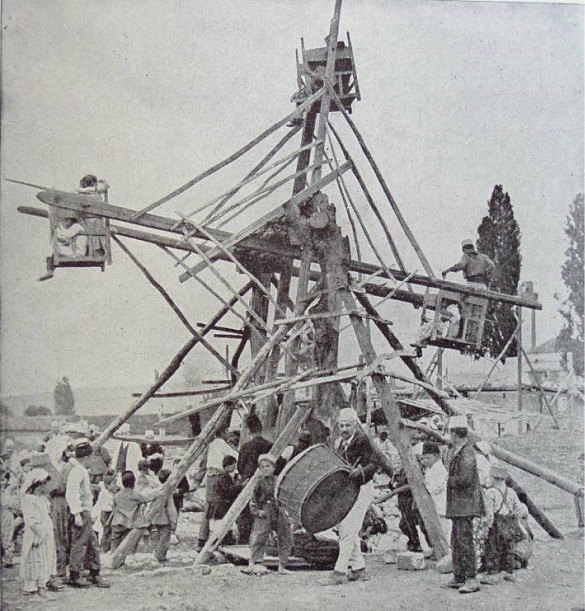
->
xmin=530 ymin=336 xmax=582 ymax=355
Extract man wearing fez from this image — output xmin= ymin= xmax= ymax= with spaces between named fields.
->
xmin=322 ymin=407 xmax=377 ymax=585
xmin=65 ymin=438 xmax=110 ymax=588
xmin=444 ymin=416 xmax=484 ymax=594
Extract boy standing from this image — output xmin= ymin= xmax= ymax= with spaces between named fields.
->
xmin=110 ymin=471 xmax=151 ymax=553
xmin=242 ymin=454 xmax=292 ymax=576
xmin=151 ymin=469 xmax=178 ymax=563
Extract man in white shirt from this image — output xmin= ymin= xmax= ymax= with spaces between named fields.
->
xmin=65 ymin=438 xmax=110 ymax=588
xmin=197 ymin=428 xmax=238 ymax=551
xmin=420 ymin=441 xmax=451 ymax=544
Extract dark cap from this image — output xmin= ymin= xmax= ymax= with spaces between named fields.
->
xmin=421 ymin=441 xmax=441 ymax=455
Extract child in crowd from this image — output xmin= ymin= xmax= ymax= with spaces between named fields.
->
xmin=110 ymin=470 xmax=151 ymax=553
xmin=152 ymin=469 xmax=179 ymax=562
xmin=480 ymin=465 xmax=527 ymax=585
xmin=207 ymin=455 xmax=240 ymax=545
xmin=242 ymin=454 xmax=292 ymax=576
xmin=93 ymin=469 xmax=118 ymax=552
xmin=0 ymin=466 xmax=17 ymax=568
xmin=20 ymin=469 xmax=57 ymax=600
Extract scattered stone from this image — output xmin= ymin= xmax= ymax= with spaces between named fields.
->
xmin=181 ymin=557 xmax=193 ymax=565
xmin=396 ymin=551 xmax=426 ymax=571
xmin=383 ymin=550 xmax=397 ymax=564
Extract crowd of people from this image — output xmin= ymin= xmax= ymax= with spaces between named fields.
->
xmin=1 ymin=407 xmax=536 ymax=599
xmin=374 ymin=414 xmax=534 ymax=594
xmin=0 ymin=422 xmax=187 ymax=601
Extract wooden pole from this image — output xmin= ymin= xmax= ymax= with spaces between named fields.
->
xmin=132 ymin=88 xmax=324 ymax=219
xmin=517 ymin=306 xmax=523 ymax=434
xmin=112 ymin=235 xmax=240 ymax=379
xmin=194 ymin=402 xmax=313 ymax=564
xmin=326 ymin=84 xmax=436 ymax=278
xmin=521 ymin=347 xmax=561 ymax=429
xmin=340 ymin=288 xmax=449 ymax=559
xmin=354 ymin=292 xmax=456 ymax=416
xmin=93 ymin=280 xmax=253 ymax=450
xmin=506 ymin=476 xmax=564 ymax=539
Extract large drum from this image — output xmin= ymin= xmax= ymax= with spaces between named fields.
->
xmin=275 ymin=444 xmax=360 ymax=534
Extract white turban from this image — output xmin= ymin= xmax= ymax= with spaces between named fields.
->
xmin=338 ymin=408 xmax=358 ymax=423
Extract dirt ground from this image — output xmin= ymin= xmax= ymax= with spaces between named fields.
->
xmin=2 ymin=412 xmax=584 ymax=611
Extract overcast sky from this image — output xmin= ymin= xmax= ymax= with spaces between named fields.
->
xmin=1 ymin=0 xmax=583 ymax=398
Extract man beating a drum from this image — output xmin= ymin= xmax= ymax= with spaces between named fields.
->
xmin=322 ymin=407 xmax=378 ymax=585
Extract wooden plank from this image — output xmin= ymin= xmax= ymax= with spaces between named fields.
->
xmin=179 ymin=162 xmax=352 ymax=280
xmin=131 ymin=88 xmax=325 ymax=219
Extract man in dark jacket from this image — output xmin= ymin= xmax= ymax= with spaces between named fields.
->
xmin=322 ymin=408 xmax=378 ymax=585
xmin=445 ymin=416 xmax=485 ymax=594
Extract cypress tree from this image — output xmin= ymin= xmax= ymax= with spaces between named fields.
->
xmin=476 ymin=185 xmax=522 ymax=360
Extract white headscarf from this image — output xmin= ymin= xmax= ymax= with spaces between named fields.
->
xmin=21 ymin=468 xmax=49 ymax=496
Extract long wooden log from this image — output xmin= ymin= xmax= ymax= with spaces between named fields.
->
xmin=30 ymin=194 xmax=543 ymax=310
xmin=355 ymin=292 xmax=456 ymax=416
xmin=202 ymin=126 xmax=302 ymax=223
xmin=130 ymin=387 xmax=230 ymax=398
xmin=18 ymin=205 xmax=538 ymax=314
xmin=491 ymin=444 xmax=583 ymax=497
xmin=113 ymin=297 xmax=309 ymax=568
xmin=340 ymin=288 xmax=449 ymax=559
xmin=93 ymin=281 xmax=253 ymax=451
xmin=112 ymin=235 xmax=240 ymax=379
xmin=194 ymin=402 xmax=313 ymax=564
xmin=506 ymin=476 xmax=564 ymax=539
xmin=132 ymin=88 xmax=324 ymax=218
xmin=328 ymin=84 xmax=436 ymax=278
xmin=180 ymin=162 xmax=352 ymax=280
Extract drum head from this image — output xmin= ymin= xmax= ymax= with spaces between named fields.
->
xmin=301 ymin=469 xmax=360 ymax=534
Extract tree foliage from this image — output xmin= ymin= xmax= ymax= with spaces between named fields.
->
xmin=54 ymin=376 xmax=75 ymax=416
xmin=558 ymin=194 xmax=584 ymax=376
xmin=476 ymin=185 xmax=522 ymax=360
xmin=24 ymin=405 xmax=52 ymax=417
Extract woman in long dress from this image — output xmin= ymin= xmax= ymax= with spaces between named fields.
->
xmin=20 ymin=468 xmax=58 ymax=600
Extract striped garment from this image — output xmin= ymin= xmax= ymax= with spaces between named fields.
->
xmin=19 ymin=494 xmax=56 ymax=587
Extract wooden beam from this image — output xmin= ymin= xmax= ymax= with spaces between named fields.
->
xmin=506 ymin=476 xmax=564 ymax=539
xmin=340 ymin=288 xmax=449 ymax=559
xmin=93 ymin=280 xmax=253 ymax=451
xmin=29 ymin=197 xmax=543 ymax=310
xmin=521 ymin=347 xmax=561 ymax=429
xmin=354 ymin=291 xmax=456 ymax=416
xmin=179 ymin=161 xmax=352 ymax=280
xmin=132 ymin=88 xmax=325 ymax=219
xmin=112 ymin=235 xmax=240 ymax=380
xmin=194 ymin=402 xmax=313 ymax=564
xmin=130 ymin=387 xmax=230 ymax=398
xmin=327 ymin=84 xmax=436 ymax=277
